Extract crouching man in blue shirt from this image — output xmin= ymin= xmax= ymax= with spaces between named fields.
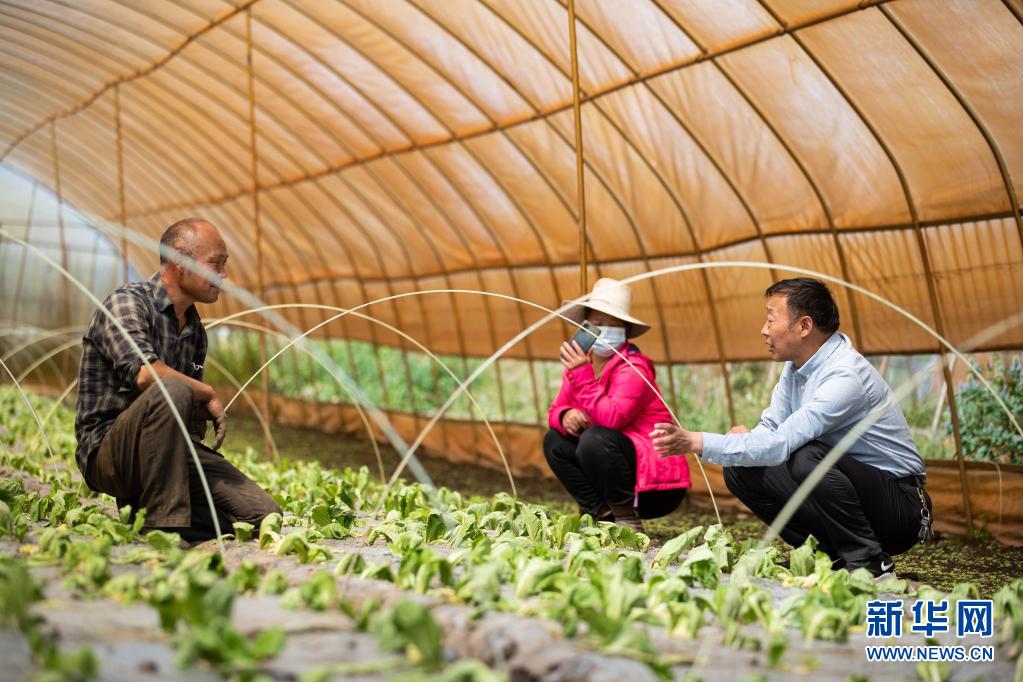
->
xmin=651 ymin=278 xmax=932 ymax=579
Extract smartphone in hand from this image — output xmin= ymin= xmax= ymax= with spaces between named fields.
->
xmin=569 ymin=320 xmax=601 ymax=354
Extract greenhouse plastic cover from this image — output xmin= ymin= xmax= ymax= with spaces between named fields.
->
xmin=1 ymin=0 xmax=1021 ymax=360
xmin=1 ymin=0 xmax=1022 ymax=540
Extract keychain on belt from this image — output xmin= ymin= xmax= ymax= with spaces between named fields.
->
xmin=916 ymin=484 xmax=933 ymax=544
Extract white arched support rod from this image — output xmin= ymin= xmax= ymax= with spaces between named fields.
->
xmin=368 ymin=263 xmax=1022 ymax=517
xmin=0 ymin=324 xmax=83 ymax=394
xmin=202 ymin=354 xmax=280 ymax=464
xmin=0 ymin=325 xmax=83 ymax=363
xmin=0 ymin=356 xmax=58 ymax=466
xmin=15 ymin=337 xmax=81 ymax=383
xmin=206 ymin=305 xmax=517 ymax=497
xmin=209 ymin=292 xmax=722 ymax=525
xmin=205 ymin=317 xmax=385 ymax=482
xmin=758 ymin=308 xmax=1023 ymax=552
xmin=0 ymin=228 xmax=227 ymax=554
xmin=87 ymin=218 xmax=439 ymax=498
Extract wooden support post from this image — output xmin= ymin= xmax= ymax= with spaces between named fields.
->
xmin=114 ymin=84 xmax=130 ymax=282
xmin=566 ymin=0 xmax=588 ymax=297
xmin=246 ymin=8 xmax=273 ymax=460
xmin=50 ymin=122 xmax=72 ymax=382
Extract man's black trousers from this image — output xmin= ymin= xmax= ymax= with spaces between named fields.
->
xmin=543 ymin=426 xmax=686 ymax=519
xmin=723 ymin=440 xmax=929 ymax=564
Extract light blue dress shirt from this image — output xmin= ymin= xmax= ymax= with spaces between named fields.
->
xmin=701 ymin=332 xmax=925 ymax=478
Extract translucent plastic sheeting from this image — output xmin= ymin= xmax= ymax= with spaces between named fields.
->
xmin=3 ymin=0 xmax=1022 ymax=546
xmin=0 ymin=167 xmax=136 ymax=332
xmin=0 ymin=0 xmax=1021 ymax=366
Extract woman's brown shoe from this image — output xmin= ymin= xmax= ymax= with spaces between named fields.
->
xmin=609 ymin=504 xmax=644 ymax=534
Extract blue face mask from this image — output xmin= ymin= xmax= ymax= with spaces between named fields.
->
xmin=592 ymin=325 xmax=627 ymax=357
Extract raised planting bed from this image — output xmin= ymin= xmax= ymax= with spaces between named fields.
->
xmin=2 ymin=388 xmax=1022 ymax=681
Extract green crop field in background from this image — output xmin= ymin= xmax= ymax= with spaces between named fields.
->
xmin=204 ymin=331 xmax=1023 ymax=466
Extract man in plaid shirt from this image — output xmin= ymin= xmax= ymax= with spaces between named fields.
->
xmin=75 ymin=218 xmax=279 ymax=542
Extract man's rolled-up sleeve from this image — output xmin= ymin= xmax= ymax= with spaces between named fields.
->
xmin=701 ymin=369 xmax=870 ymax=467
xmin=89 ymin=290 xmax=158 ymax=389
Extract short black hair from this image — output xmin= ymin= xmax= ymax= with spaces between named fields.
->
xmin=159 ymin=217 xmax=207 ymax=265
xmin=765 ymin=277 xmax=840 ymax=334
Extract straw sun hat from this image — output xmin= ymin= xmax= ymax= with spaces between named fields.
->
xmin=562 ymin=277 xmax=651 ymax=339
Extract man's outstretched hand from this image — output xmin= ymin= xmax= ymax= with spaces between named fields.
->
xmin=650 ymin=422 xmax=702 ymax=457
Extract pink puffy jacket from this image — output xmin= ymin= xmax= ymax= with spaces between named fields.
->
xmin=547 ymin=343 xmax=691 ymax=493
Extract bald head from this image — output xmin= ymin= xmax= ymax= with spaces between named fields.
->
xmin=159 ymin=217 xmax=229 ymax=306
xmin=159 ymin=217 xmax=211 ymax=265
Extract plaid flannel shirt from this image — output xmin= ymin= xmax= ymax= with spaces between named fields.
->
xmin=74 ymin=273 xmax=208 ymax=480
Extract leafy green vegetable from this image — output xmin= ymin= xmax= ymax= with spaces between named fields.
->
xmin=1 ymin=556 xmax=101 ymax=680
xmin=232 ymin=521 xmax=255 ymax=542
xmin=145 ymin=530 xmax=182 ymax=551
xmin=371 ymin=599 xmax=444 ymax=668
xmin=0 ymin=477 xmax=26 ymax=505
xmin=282 ymin=570 xmax=336 ymax=611
xmin=1 ymin=385 xmax=1016 ymax=682
xmin=678 ymin=544 xmax=721 ymax=588
xmin=514 ymin=558 xmax=563 ymax=598
xmin=258 ymin=569 xmax=289 ymax=596
xmin=259 ymin=512 xmax=283 ymax=549
xmin=274 ymin=529 xmax=332 ymax=564
xmin=653 ymin=525 xmax=704 ymax=568
xmin=787 ymin=535 xmax=819 ymax=577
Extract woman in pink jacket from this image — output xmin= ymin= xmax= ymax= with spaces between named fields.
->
xmin=544 ymin=278 xmax=691 ymax=532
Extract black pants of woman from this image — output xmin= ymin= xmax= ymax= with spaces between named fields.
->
xmin=543 ymin=426 xmax=686 ymax=519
